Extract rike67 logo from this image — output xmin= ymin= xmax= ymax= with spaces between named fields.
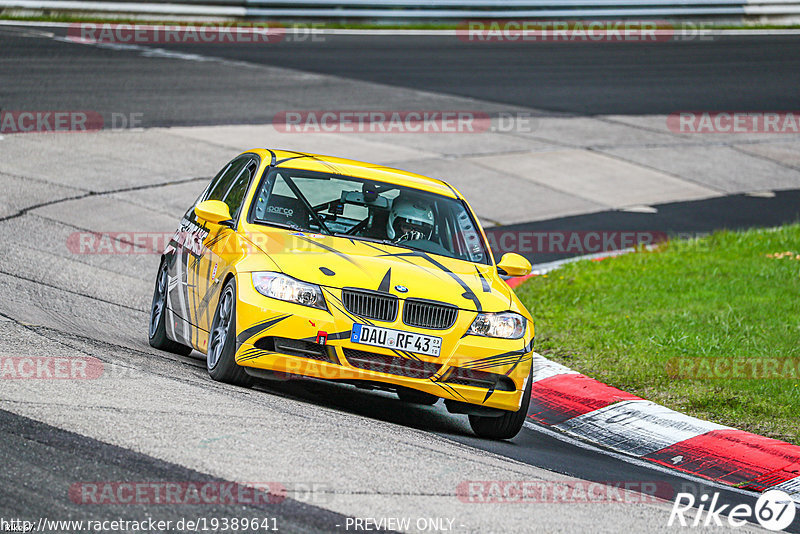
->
xmin=669 ymin=490 xmax=796 ymax=531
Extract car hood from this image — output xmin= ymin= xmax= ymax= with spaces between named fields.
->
xmin=243 ymin=228 xmax=513 ymax=312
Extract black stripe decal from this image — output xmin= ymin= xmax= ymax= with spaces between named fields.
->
xmin=460 ymin=348 xmax=526 ymax=369
xmin=275 ymin=154 xmax=314 ymax=165
xmin=235 ymin=315 xmax=290 ymax=346
xmin=378 ymin=268 xmax=392 ymax=293
xmin=378 ymin=250 xmax=483 ymax=312
xmin=505 ymin=353 xmax=533 ymax=376
xmin=505 ymin=339 xmax=535 ymax=375
xmin=476 ymin=266 xmax=491 ymax=293
xmin=430 ymin=380 xmax=468 ymax=401
xmin=297 ymin=237 xmax=365 ymax=270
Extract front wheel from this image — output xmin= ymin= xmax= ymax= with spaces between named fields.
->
xmin=149 ymin=258 xmax=192 ymax=356
xmin=207 ymin=278 xmax=253 ymax=387
xmin=468 ymin=369 xmax=532 ymax=440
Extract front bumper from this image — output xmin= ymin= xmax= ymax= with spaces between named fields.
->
xmin=233 ymin=275 xmax=533 ymax=412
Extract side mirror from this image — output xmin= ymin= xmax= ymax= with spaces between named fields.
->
xmin=195 ymin=200 xmax=234 ymax=227
xmin=497 ymin=253 xmax=532 ymax=277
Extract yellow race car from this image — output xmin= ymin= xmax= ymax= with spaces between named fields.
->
xmin=149 ymin=149 xmax=534 ymax=439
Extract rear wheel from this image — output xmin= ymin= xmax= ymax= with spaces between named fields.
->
xmin=149 ymin=259 xmax=192 ymax=356
xmin=207 ymin=278 xmax=253 ymax=387
xmin=468 ymin=369 xmax=532 ymax=440
xmin=396 ymin=387 xmax=439 ymax=405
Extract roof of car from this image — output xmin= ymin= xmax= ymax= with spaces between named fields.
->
xmin=244 ymin=149 xmax=460 ymax=199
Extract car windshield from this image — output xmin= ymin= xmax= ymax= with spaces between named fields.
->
xmin=250 ymin=168 xmax=490 ymax=264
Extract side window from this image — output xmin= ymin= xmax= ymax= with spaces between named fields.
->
xmin=220 ymin=160 xmax=257 ymax=220
xmin=183 ymin=161 xmax=236 ymax=219
xmin=205 ymin=157 xmax=247 ymax=204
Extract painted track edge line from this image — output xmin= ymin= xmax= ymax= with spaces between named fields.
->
xmin=522 ymin=420 xmax=793 ymax=501
xmin=526 ymin=351 xmax=800 ymax=502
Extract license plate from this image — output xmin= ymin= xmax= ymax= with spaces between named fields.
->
xmin=350 ymin=324 xmax=442 ymax=357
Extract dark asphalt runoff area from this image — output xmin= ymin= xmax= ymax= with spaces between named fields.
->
xmin=0 ymin=409 xmax=356 ymax=533
xmin=490 ymin=189 xmax=800 ymax=263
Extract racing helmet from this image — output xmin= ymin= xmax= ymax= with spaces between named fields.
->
xmin=387 ymin=197 xmax=435 ymax=241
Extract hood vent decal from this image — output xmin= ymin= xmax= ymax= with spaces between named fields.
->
xmin=378 ymin=268 xmax=392 ymax=293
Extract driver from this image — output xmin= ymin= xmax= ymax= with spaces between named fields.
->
xmin=386 ymin=196 xmax=435 ymax=243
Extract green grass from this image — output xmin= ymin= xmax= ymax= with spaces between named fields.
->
xmin=515 ymin=224 xmax=800 ymax=444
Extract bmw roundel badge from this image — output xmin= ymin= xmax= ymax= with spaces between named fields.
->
xmin=395 ymin=285 xmax=409 ymax=293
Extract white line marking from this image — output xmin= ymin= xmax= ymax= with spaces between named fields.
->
xmin=530 ymin=352 xmax=578 ymax=382
xmin=772 ymin=477 xmax=800 ymax=505
xmin=174 ymin=253 xmax=191 ymax=343
xmin=0 ymin=1 xmax=245 ymax=16
xmin=620 ymin=205 xmax=658 ymax=214
xmin=555 ymin=399 xmax=729 ymax=457
xmin=523 ymin=421 xmax=795 ymax=502
xmin=166 ymin=272 xmax=179 ymax=341
xmin=529 ymin=247 xmax=641 ymax=275
xmin=51 ymin=35 xmax=218 ymax=62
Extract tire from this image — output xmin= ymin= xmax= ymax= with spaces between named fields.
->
xmin=468 ymin=368 xmax=532 ymax=440
xmin=396 ymin=387 xmax=439 ymax=405
xmin=207 ymin=278 xmax=253 ymax=387
xmin=149 ymin=258 xmax=192 ymax=356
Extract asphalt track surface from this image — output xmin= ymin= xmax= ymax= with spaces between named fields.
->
xmin=0 ymin=409 xmax=352 ymax=533
xmin=152 ymin=34 xmax=800 ymax=116
xmin=2 ymin=23 xmax=799 ymax=533
xmin=2 ymin=28 xmax=800 ymax=124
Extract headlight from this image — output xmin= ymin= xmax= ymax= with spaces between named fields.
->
xmin=252 ymin=272 xmax=327 ymax=310
xmin=467 ymin=312 xmax=526 ymax=339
